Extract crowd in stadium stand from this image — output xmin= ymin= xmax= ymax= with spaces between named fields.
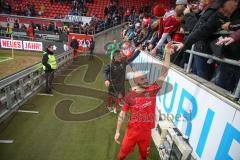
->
xmin=0 ymin=0 xmax=239 ymax=94
xmin=0 ymin=0 xmax=154 ymax=36
xmin=69 ymin=0 xmax=88 ymax=16
xmin=121 ymin=0 xmax=240 ymax=94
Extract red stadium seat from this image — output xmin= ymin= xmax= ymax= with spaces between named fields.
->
xmin=8 ymin=0 xmax=170 ymax=20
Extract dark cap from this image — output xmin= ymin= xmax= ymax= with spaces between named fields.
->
xmin=48 ymin=44 xmax=54 ymax=48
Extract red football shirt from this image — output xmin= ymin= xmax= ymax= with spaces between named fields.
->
xmin=163 ymin=15 xmax=181 ymax=34
xmin=122 ymin=82 xmax=161 ymax=130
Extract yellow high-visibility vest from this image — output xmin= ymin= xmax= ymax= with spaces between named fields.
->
xmin=42 ymin=52 xmax=57 ymax=70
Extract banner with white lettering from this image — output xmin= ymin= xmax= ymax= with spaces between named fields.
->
xmin=63 ymin=15 xmax=92 ymax=24
xmin=68 ymin=33 xmax=93 ymax=52
xmin=132 ymin=51 xmax=240 ymax=160
xmin=23 ymin=41 xmax=43 ymax=51
xmin=0 ymin=39 xmax=43 ymax=51
xmin=0 ymin=39 xmax=23 ymax=49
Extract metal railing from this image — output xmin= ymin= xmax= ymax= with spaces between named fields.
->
xmin=185 ymin=47 xmax=240 ymax=100
xmin=0 ymin=49 xmax=73 ymax=123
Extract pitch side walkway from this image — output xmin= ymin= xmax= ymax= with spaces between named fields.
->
xmin=0 ymin=55 xmax=159 ymax=160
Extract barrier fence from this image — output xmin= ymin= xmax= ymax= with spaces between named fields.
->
xmin=186 ymin=47 xmax=240 ymax=100
xmin=132 ymin=50 xmax=240 ymax=160
xmin=0 ymin=49 xmax=73 ymax=123
xmin=0 ymin=15 xmax=239 ymax=159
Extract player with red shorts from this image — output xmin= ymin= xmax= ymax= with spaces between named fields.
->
xmin=104 ymin=47 xmax=141 ymax=114
xmin=114 ymin=43 xmax=174 ymax=160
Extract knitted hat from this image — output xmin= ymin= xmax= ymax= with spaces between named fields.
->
xmin=176 ymin=0 xmax=188 ymax=5
xmin=153 ymin=5 xmax=166 ymax=17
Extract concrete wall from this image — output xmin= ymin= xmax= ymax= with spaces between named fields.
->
xmin=93 ymin=23 xmax=126 ymax=54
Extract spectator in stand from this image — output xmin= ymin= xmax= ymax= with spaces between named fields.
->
xmin=13 ymin=20 xmax=19 ymax=29
xmin=141 ymin=4 xmax=167 ymax=52
xmin=60 ymin=0 xmax=66 ymax=5
xmin=82 ymin=5 xmax=88 ymax=16
xmin=69 ymin=8 xmax=75 ymax=15
xmin=164 ymin=0 xmax=188 ymax=19
xmin=124 ymin=9 xmax=131 ymax=22
xmin=151 ymin=4 xmax=185 ymax=58
xmin=27 ymin=24 xmax=34 ymax=40
xmin=0 ymin=24 xmax=3 ymax=36
xmin=30 ymin=4 xmax=35 ymax=16
xmin=86 ymin=0 xmax=93 ymax=3
xmin=173 ymin=0 xmax=236 ymax=81
xmin=70 ymin=36 xmax=79 ymax=60
xmin=21 ymin=23 xmax=27 ymax=30
xmin=214 ymin=0 xmax=239 ymax=92
xmin=24 ymin=4 xmax=31 ymax=16
xmin=39 ymin=4 xmax=45 ymax=16
xmin=6 ymin=23 xmax=13 ymax=37
xmin=129 ymin=7 xmax=137 ymax=23
xmin=14 ymin=4 xmax=21 ymax=15
xmin=104 ymin=7 xmax=108 ymax=17
xmin=48 ymin=22 xmax=55 ymax=31
xmin=54 ymin=13 xmax=62 ymax=19
xmin=173 ymin=3 xmax=201 ymax=67
xmin=0 ymin=0 xmax=2 ymax=13
xmin=4 ymin=1 xmax=11 ymax=14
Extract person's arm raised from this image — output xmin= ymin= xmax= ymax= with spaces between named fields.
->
xmin=155 ymin=43 xmax=174 ymax=87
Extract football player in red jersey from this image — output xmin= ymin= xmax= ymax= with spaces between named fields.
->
xmin=114 ymin=43 xmax=174 ymax=160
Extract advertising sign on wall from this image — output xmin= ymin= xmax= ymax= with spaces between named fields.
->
xmin=23 ymin=41 xmax=43 ymax=51
xmin=132 ymin=51 xmax=240 ymax=160
xmin=63 ymin=15 xmax=92 ymax=24
xmin=68 ymin=33 xmax=93 ymax=52
xmin=0 ymin=39 xmax=43 ymax=52
xmin=0 ymin=39 xmax=23 ymax=49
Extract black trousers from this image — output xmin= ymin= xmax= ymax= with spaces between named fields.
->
xmin=45 ymin=71 xmax=55 ymax=92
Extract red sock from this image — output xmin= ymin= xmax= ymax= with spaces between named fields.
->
xmin=73 ymin=49 xmax=77 ymax=59
xmin=114 ymin=98 xmax=121 ymax=109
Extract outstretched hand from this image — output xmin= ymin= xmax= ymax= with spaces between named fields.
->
xmin=216 ymin=37 xmax=235 ymax=46
xmin=165 ymin=42 xmax=176 ymax=55
xmin=114 ymin=132 xmax=121 ymax=144
xmin=171 ymin=42 xmax=184 ymax=52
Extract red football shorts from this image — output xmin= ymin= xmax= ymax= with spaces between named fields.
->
xmin=73 ymin=49 xmax=78 ymax=59
xmin=118 ymin=127 xmax=151 ymax=160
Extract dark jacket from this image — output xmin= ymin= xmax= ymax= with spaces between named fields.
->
xmin=230 ymin=29 xmax=240 ymax=42
xmin=182 ymin=12 xmax=199 ymax=33
xmin=70 ymin=39 xmax=79 ymax=49
xmin=183 ymin=7 xmax=227 ymax=54
xmin=90 ymin=40 xmax=95 ymax=50
xmin=42 ymin=49 xmax=54 ymax=72
xmin=229 ymin=7 xmax=240 ymax=31
xmin=223 ymin=8 xmax=240 ymax=60
xmin=103 ymin=50 xmax=141 ymax=85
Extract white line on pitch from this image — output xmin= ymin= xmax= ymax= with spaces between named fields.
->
xmin=57 ymin=75 xmax=72 ymax=76
xmin=37 ymin=93 xmax=54 ymax=96
xmin=0 ymin=140 xmax=14 ymax=144
xmin=17 ymin=110 xmax=39 ymax=114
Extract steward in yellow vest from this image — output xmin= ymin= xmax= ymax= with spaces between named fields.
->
xmin=42 ymin=44 xmax=57 ymax=94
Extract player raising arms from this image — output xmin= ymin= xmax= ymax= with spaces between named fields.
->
xmin=104 ymin=47 xmax=141 ymax=114
xmin=114 ymin=43 xmax=174 ymax=160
